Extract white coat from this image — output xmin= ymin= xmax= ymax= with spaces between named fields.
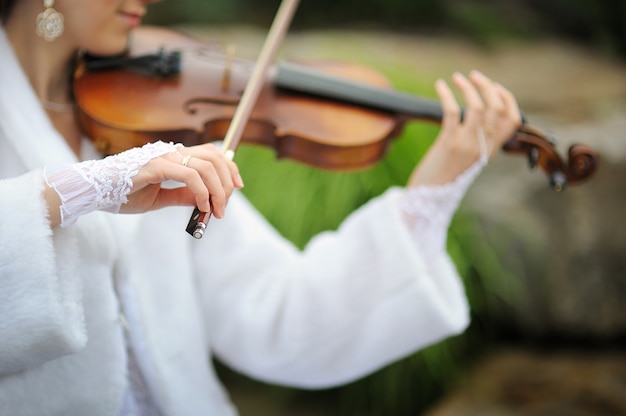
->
xmin=0 ymin=28 xmax=469 ymax=416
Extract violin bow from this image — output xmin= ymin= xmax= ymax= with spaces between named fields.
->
xmin=186 ymin=0 xmax=301 ymax=239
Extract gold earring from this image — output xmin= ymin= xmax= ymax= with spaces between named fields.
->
xmin=36 ymin=0 xmax=64 ymax=42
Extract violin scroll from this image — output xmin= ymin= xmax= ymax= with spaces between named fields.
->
xmin=503 ymin=124 xmax=598 ymax=192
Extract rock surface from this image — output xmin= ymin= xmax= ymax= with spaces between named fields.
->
xmin=424 ymin=347 xmax=626 ymax=416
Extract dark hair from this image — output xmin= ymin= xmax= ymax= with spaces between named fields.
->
xmin=0 ymin=0 xmax=17 ymax=23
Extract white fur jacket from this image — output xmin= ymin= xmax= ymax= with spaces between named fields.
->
xmin=0 ymin=28 xmax=469 ymax=416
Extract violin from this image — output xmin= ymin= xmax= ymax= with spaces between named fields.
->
xmin=73 ymin=26 xmax=598 ymax=193
xmin=74 ymin=15 xmax=599 ymax=239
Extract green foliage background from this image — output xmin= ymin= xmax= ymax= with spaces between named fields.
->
xmin=145 ymin=0 xmax=626 ymax=58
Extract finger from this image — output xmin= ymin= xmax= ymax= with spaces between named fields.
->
xmin=187 ymin=143 xmax=243 ymax=191
xmin=469 ymin=70 xmax=504 ymax=113
xmin=451 ymin=72 xmax=485 ymax=130
xmin=139 ymin=157 xmax=212 ymax=213
xmin=173 ymin=144 xmax=241 ymax=215
xmin=495 ymin=82 xmax=523 ymax=127
xmin=184 ymin=156 xmax=228 ymax=218
xmin=221 ymin=146 xmax=244 ymax=189
xmin=190 ymin=147 xmax=236 ymax=194
xmin=186 ymin=148 xmax=241 ymax=216
xmin=435 ymin=78 xmax=461 ymax=135
xmin=150 ymin=186 xmax=198 ymax=210
xmin=469 ymin=70 xmax=505 ymax=135
xmin=229 ymin=159 xmax=244 ymax=189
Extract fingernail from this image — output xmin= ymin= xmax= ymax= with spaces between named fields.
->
xmin=235 ymin=173 xmax=244 ymax=188
xmin=452 ymin=72 xmax=466 ymax=82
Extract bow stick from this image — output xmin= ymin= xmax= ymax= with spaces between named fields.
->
xmin=186 ymin=0 xmax=301 ymax=238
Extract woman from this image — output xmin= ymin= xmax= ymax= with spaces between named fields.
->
xmin=0 ymin=0 xmax=521 ymax=415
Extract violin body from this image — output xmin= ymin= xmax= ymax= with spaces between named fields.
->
xmin=74 ymin=26 xmax=598 ymax=189
xmin=74 ymin=26 xmax=406 ymax=171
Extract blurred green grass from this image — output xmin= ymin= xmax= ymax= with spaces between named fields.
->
xmin=233 ymin=121 xmax=437 ymax=248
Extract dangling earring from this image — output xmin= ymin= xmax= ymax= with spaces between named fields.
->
xmin=36 ymin=0 xmax=64 ymax=42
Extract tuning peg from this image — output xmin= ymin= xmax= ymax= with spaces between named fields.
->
xmin=528 ymin=147 xmax=539 ymax=169
xmin=550 ymin=171 xmax=567 ymax=192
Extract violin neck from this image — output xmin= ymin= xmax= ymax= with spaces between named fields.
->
xmin=273 ymin=61 xmax=444 ymax=122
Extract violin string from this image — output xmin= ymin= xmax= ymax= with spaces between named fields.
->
xmin=193 ymin=48 xmax=255 ymax=72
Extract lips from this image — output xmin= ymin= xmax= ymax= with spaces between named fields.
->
xmin=119 ymin=10 xmax=145 ymax=27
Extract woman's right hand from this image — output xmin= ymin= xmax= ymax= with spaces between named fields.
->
xmin=122 ymin=142 xmax=243 ymax=218
xmin=43 ymin=141 xmax=243 ymax=229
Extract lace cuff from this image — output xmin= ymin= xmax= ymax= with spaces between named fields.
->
xmin=44 ymin=141 xmax=179 ymax=227
xmin=401 ymin=158 xmax=484 ymax=258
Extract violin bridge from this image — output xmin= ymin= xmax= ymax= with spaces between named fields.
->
xmin=221 ymin=44 xmax=236 ymax=91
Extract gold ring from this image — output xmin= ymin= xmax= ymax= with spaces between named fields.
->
xmin=181 ymin=155 xmax=192 ymax=167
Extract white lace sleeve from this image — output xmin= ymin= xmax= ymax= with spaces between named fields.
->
xmin=400 ymin=161 xmax=482 ymax=258
xmin=44 ymin=141 xmax=179 ymax=227
xmin=401 ymin=130 xmax=491 ymax=258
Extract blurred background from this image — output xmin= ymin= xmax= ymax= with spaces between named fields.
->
xmin=144 ymin=0 xmax=625 ymax=414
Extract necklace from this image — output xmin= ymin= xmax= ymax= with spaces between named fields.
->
xmin=42 ymin=100 xmax=76 ymax=112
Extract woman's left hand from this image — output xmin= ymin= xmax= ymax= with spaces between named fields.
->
xmin=408 ymin=70 xmax=522 ymax=187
